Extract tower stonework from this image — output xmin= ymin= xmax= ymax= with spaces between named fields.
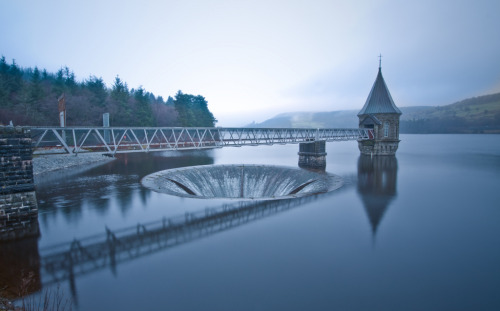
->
xmin=358 ymin=65 xmax=402 ymax=156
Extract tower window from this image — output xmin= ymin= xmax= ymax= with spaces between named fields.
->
xmin=384 ymin=122 xmax=389 ymax=137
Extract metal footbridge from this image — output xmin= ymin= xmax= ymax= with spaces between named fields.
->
xmin=30 ymin=127 xmax=373 ymax=155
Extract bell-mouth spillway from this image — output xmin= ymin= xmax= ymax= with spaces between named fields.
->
xmin=141 ymin=164 xmax=343 ymax=200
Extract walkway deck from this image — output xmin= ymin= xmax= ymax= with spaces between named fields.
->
xmin=30 ymin=127 xmax=373 ymax=155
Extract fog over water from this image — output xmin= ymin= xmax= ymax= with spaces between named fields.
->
xmin=2 ymin=134 xmax=500 ymax=310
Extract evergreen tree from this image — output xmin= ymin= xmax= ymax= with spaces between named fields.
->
xmin=173 ymin=90 xmax=194 ymax=126
xmin=156 ymin=95 xmax=164 ymax=104
xmin=29 ymin=67 xmax=44 ymax=102
xmin=192 ymin=95 xmax=217 ymax=127
xmin=25 ymin=66 xmax=44 ymax=123
xmin=133 ymin=86 xmax=154 ymax=126
xmin=86 ymin=76 xmax=107 ymax=107
xmin=166 ymin=96 xmax=174 ymax=106
xmin=64 ymin=66 xmax=77 ymax=90
xmin=110 ymin=75 xmax=132 ymax=125
xmin=173 ymin=91 xmax=217 ymax=127
xmin=0 ymin=56 xmax=9 ymax=106
xmin=7 ymin=59 xmax=23 ymax=96
xmin=54 ymin=68 xmax=65 ymax=95
xmin=0 ymin=56 xmax=8 ymax=75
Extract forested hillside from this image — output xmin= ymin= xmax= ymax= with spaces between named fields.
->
xmin=0 ymin=57 xmax=217 ymax=127
xmin=399 ymin=93 xmax=500 ymax=133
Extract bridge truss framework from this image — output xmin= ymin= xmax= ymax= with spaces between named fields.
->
xmin=30 ymin=127 xmax=373 ymax=155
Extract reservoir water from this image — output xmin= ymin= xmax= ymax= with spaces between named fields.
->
xmin=4 ymin=134 xmax=500 ymax=310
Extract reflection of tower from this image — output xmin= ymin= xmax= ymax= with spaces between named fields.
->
xmin=39 ymin=194 xmax=324 ymax=303
xmin=357 ymin=155 xmax=398 ymax=239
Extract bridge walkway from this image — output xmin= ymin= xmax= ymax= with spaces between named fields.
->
xmin=29 ymin=127 xmax=373 ymax=155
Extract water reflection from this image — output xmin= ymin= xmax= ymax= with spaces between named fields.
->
xmin=35 ymin=151 xmax=215 ymax=224
xmin=39 ymin=194 xmax=324 ymax=303
xmin=357 ymin=155 xmax=398 ymax=240
xmin=11 ymin=151 xmax=401 ymax=307
xmin=0 ymin=235 xmax=41 ymax=299
xmin=9 ymin=135 xmax=499 ymax=310
xmin=0 ymin=151 xmax=214 ymax=302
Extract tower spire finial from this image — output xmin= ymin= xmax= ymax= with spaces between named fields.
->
xmin=378 ymin=54 xmax=382 ymax=69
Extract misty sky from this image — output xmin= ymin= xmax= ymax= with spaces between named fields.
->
xmin=1 ymin=0 xmax=499 ymax=126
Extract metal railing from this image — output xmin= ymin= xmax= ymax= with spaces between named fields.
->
xmin=29 ymin=127 xmax=373 ymax=155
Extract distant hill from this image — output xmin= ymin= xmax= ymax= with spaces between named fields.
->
xmin=400 ymin=93 xmax=500 ymax=133
xmin=246 ymin=110 xmax=359 ymax=128
xmin=248 ymin=93 xmax=500 ymax=134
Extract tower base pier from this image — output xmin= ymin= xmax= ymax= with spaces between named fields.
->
xmin=358 ymin=139 xmax=400 ymax=156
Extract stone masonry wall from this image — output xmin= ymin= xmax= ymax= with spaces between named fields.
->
xmin=374 ymin=114 xmax=400 ymax=140
xmin=358 ymin=113 xmax=400 ymax=156
xmin=0 ymin=126 xmax=38 ymax=241
xmin=298 ymin=141 xmax=327 ymax=169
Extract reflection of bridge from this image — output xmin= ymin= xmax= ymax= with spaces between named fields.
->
xmin=39 ymin=195 xmax=322 ymax=290
xmin=30 ymin=127 xmax=373 ymax=155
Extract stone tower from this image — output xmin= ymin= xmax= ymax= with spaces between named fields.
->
xmin=358 ymin=62 xmax=402 ymax=156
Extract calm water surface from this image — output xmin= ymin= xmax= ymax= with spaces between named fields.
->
xmin=5 ymin=134 xmax=500 ymax=310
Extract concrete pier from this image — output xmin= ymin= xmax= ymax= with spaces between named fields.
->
xmin=298 ymin=141 xmax=327 ymax=169
xmin=0 ymin=126 xmax=39 ymax=241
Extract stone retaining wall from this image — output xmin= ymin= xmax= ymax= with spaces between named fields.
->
xmin=0 ymin=126 xmax=38 ymax=241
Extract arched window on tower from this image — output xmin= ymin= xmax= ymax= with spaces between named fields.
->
xmin=384 ymin=122 xmax=389 ymax=137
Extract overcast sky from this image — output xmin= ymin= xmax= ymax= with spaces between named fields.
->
xmin=1 ymin=0 xmax=499 ymax=126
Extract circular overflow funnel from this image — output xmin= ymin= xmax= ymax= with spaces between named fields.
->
xmin=141 ymin=164 xmax=343 ymax=200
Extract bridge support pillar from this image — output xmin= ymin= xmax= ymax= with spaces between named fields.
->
xmin=0 ymin=126 xmax=39 ymax=241
xmin=298 ymin=141 xmax=326 ymax=169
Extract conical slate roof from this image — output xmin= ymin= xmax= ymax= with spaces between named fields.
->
xmin=358 ymin=67 xmax=402 ymax=116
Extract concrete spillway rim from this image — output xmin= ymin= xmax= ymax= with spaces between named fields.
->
xmin=141 ymin=164 xmax=344 ymax=200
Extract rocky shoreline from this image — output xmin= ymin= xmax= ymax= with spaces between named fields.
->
xmin=32 ymin=153 xmax=115 ymax=176
xmin=0 ymin=297 xmax=18 ymax=311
